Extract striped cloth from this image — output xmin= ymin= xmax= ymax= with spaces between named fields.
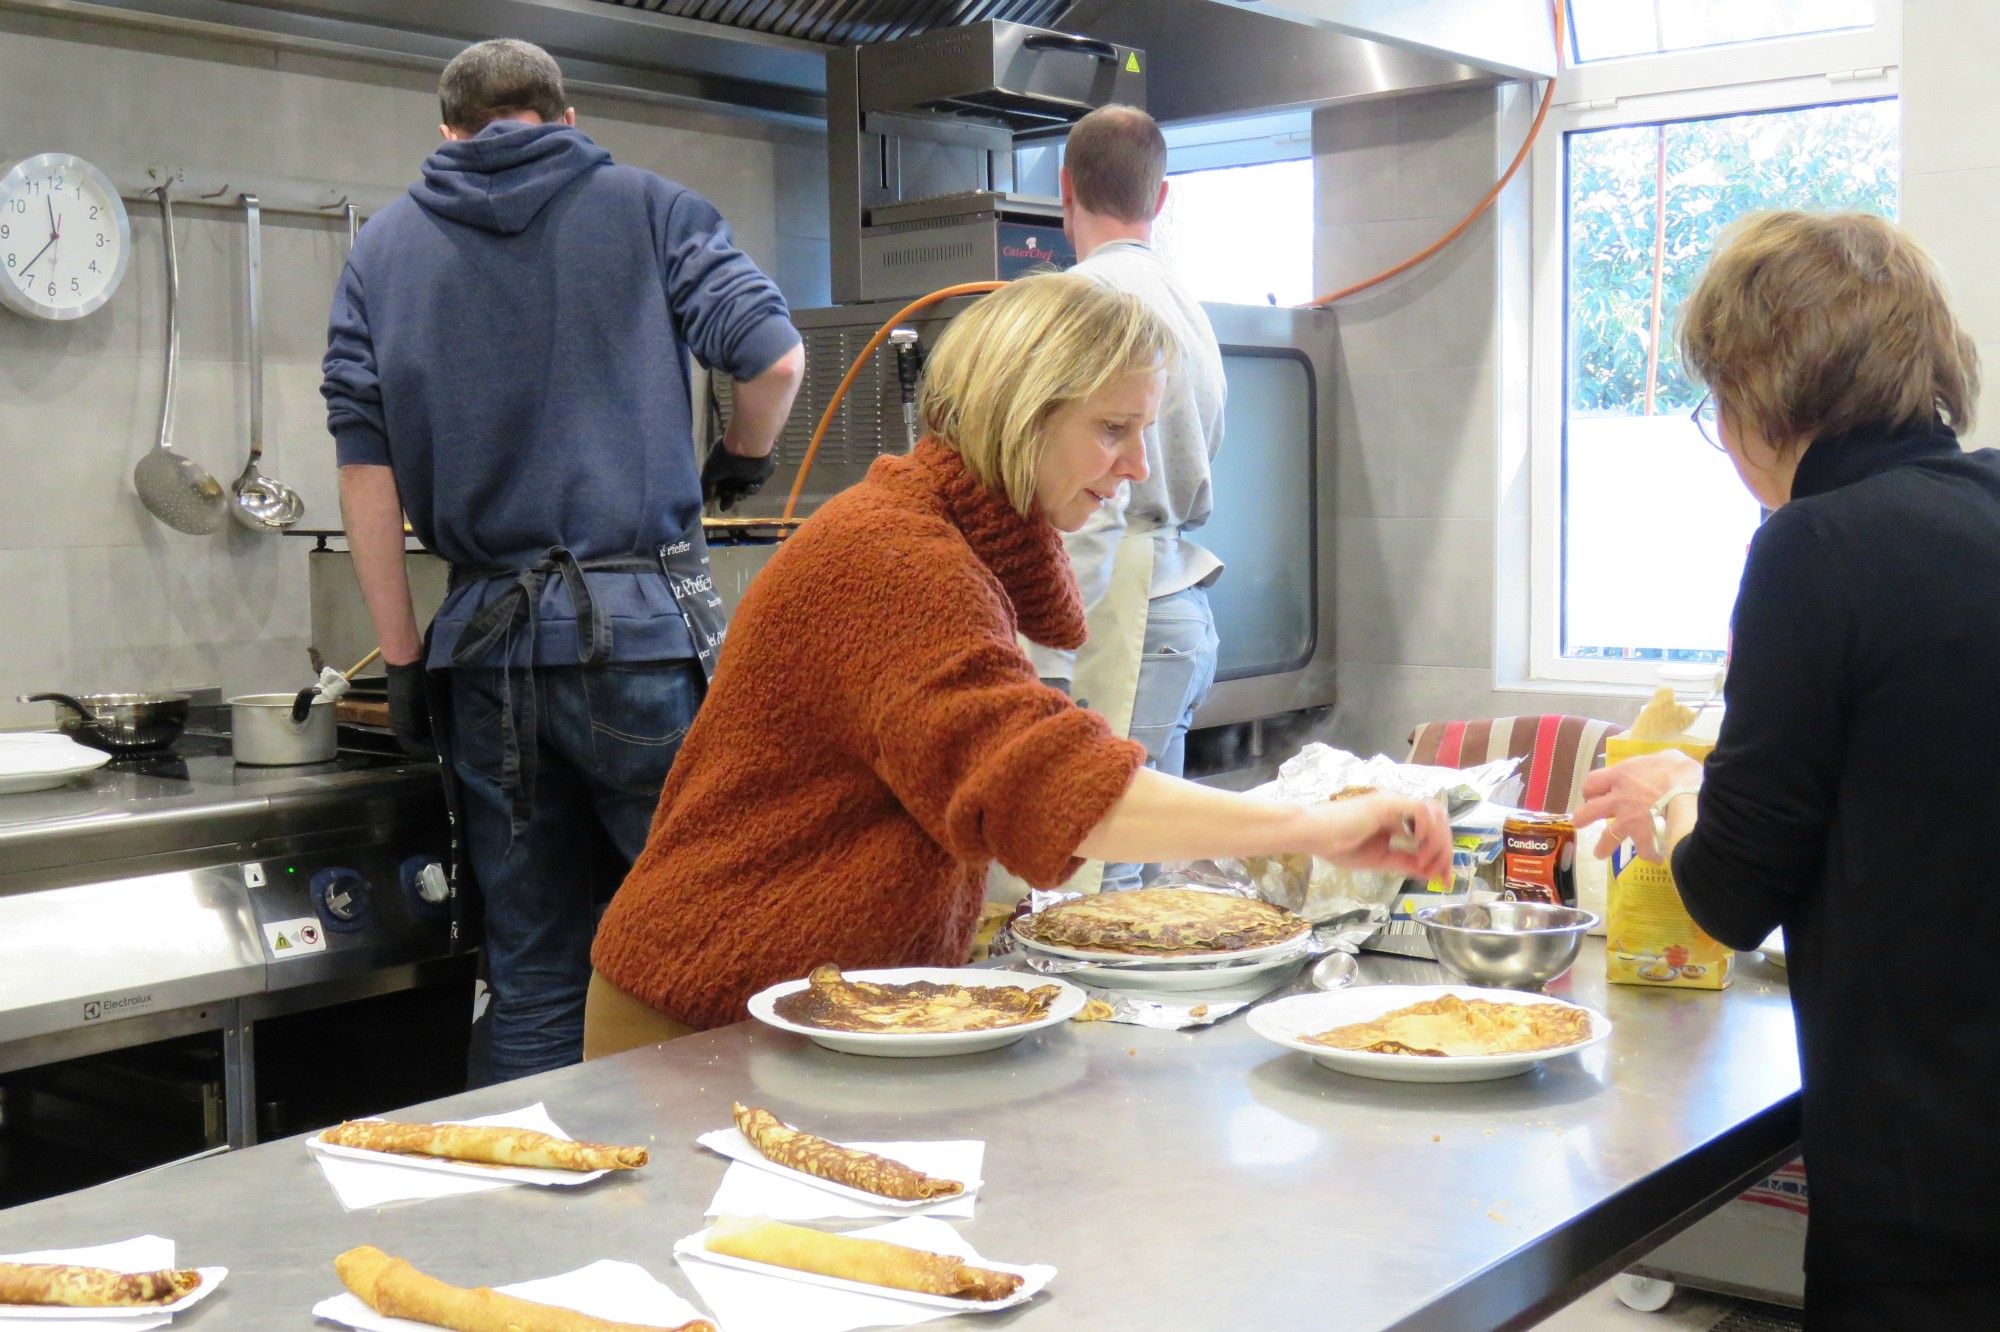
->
xmin=1406 ymin=715 xmax=1624 ymax=816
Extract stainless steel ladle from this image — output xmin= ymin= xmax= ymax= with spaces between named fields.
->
xmin=227 ymin=194 xmax=304 ymax=531
xmin=134 ymin=184 xmax=227 ymax=535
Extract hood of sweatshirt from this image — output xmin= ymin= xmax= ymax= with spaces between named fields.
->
xmin=409 ymin=121 xmax=610 ymax=235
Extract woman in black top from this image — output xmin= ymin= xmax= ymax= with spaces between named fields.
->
xmin=1578 ymin=211 xmax=1993 ymax=1328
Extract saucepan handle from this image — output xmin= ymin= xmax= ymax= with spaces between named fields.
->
xmin=19 ymin=692 xmax=98 ymax=723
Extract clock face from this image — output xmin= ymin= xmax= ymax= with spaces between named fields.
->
xmin=0 ymin=153 xmax=132 ymax=321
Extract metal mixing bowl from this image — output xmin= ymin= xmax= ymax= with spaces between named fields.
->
xmin=1415 ymin=901 xmax=1599 ymax=990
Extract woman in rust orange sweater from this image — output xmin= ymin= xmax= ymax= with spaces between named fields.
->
xmin=585 ymin=272 xmax=1450 ymax=1047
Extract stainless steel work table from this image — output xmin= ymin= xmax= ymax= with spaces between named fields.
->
xmin=0 ymin=941 xmax=1801 ymax=1330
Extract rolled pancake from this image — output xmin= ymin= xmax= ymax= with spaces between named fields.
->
xmin=732 ymin=1103 xmax=962 ymax=1201
xmin=319 ymin=1121 xmax=646 ymax=1171
xmin=705 ymin=1215 xmax=1020 ymax=1301
xmin=335 ymin=1246 xmax=712 ymax=1332
xmin=0 ymin=1261 xmax=200 ymax=1307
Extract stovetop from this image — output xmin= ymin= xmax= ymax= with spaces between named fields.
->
xmin=0 ymin=718 xmax=442 ymax=894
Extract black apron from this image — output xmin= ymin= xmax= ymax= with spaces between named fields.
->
xmin=424 ymin=526 xmax=727 ymax=947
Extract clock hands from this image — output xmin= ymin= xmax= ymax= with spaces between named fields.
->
xmin=16 ymin=233 xmax=56 ymax=283
xmin=18 ymin=193 xmax=59 ymax=284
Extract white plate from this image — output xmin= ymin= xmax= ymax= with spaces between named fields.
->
xmin=746 ymin=968 xmax=1086 ymax=1057
xmin=1019 ymin=939 xmax=1314 ymax=992
xmin=0 ymin=734 xmax=110 ymax=795
xmin=1009 ymin=921 xmax=1312 ymax=966
xmin=1248 ymin=985 xmax=1611 ymax=1083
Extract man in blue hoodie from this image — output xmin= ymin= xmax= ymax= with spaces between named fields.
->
xmin=323 ymin=38 xmax=804 ymax=1082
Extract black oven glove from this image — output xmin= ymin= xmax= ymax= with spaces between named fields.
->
xmin=384 ymin=659 xmax=433 ymax=759
xmin=701 ymin=445 xmax=777 ymax=512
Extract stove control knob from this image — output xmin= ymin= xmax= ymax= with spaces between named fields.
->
xmin=309 ymin=868 xmax=374 ymax=933
xmin=397 ymin=855 xmax=455 ymax=923
xmin=417 ymin=862 xmax=451 ymax=904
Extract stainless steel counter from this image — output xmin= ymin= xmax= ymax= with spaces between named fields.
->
xmin=0 ymin=943 xmax=1801 ymax=1331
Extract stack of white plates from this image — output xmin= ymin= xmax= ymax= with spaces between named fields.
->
xmin=0 ymin=733 xmax=111 ymax=794
xmin=1010 ymin=930 xmax=1314 ymax=992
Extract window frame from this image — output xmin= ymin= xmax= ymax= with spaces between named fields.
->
xmin=1520 ymin=3 xmax=1902 ymax=690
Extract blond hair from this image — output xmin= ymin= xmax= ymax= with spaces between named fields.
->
xmin=920 ymin=271 xmax=1174 ymax=514
xmin=1678 ymin=211 xmax=1980 ymax=447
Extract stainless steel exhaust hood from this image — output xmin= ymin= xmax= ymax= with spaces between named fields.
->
xmin=17 ymin=0 xmax=1517 ymax=124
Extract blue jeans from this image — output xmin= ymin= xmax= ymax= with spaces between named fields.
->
xmin=1101 ymin=585 xmax=1219 ymax=894
xmin=451 ymin=660 xmax=701 ymax=1083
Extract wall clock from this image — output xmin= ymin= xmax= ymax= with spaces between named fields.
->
xmin=0 ymin=153 xmax=132 ymax=320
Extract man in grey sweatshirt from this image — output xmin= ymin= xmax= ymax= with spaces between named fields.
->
xmin=1028 ymin=104 xmax=1228 ymax=893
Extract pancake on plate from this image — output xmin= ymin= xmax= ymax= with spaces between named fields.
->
xmin=1016 ymin=887 xmax=1308 ymax=956
xmin=1304 ymin=994 xmax=1593 ymax=1058
xmin=772 ymin=965 xmax=1061 ymax=1034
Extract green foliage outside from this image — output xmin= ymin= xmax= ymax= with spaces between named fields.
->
xmin=1566 ymin=99 xmax=1899 ymax=416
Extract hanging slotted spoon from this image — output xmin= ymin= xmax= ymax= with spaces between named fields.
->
xmin=227 ymin=194 xmax=304 ymax=531
xmin=134 ymin=184 xmax=227 ymax=535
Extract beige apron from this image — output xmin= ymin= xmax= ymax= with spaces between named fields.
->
xmin=989 ymin=522 xmax=1155 ymax=902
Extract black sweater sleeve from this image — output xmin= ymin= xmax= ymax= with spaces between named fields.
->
xmin=1671 ymin=504 xmax=1851 ymax=949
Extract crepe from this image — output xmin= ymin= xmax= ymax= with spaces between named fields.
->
xmin=1304 ymin=994 xmax=1594 ymax=1057
xmin=732 ymin=1103 xmax=962 ymax=1201
xmin=0 ymin=1261 xmax=200 ymax=1308
xmin=1018 ymin=887 xmax=1309 ymax=956
xmin=318 ymin=1120 xmax=647 ymax=1171
xmin=705 ymin=1216 xmax=1020 ymax=1301
xmin=335 ymin=1247 xmax=712 ymax=1332
xmin=771 ymin=964 xmax=1061 ymax=1034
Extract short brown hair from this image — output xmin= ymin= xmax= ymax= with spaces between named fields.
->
xmin=439 ymin=39 xmax=568 ymax=134
xmin=1678 ymin=211 xmax=1980 ymax=445
xmin=921 ymin=271 xmax=1175 ymax=514
xmin=1064 ymin=105 xmax=1167 ymax=223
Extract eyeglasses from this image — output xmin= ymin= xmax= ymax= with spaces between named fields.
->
xmin=1690 ymin=395 xmax=1724 ymax=452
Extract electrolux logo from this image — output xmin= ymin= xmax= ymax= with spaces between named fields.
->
xmin=81 ymin=992 xmax=154 ymax=1022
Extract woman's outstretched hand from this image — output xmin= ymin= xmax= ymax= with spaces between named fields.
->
xmin=1575 ymin=749 xmax=1704 ymax=861
xmin=1309 ymin=793 xmax=1454 ymax=883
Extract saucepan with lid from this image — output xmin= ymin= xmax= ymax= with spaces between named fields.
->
xmin=17 ymin=691 xmax=191 ymax=752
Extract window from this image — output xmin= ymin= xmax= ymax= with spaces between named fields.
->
xmin=1524 ymin=1 xmax=1900 ymax=687
xmin=1154 ymin=159 xmax=1315 ymax=307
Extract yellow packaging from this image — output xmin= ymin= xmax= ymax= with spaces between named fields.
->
xmin=1604 ymin=734 xmax=1733 ymax=990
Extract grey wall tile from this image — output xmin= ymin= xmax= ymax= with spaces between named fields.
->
xmin=1393 ymin=86 xmax=1503 ymax=219
xmin=1902 ymin=168 xmax=2000 ymax=348
xmin=1312 ymin=100 xmax=1403 ymax=226
xmin=0 ymin=548 xmax=72 ymax=728
xmin=1901 ymin=0 xmax=2000 ymax=177
xmin=1335 ymin=517 xmax=1496 ymax=670
xmin=0 ymin=351 xmax=161 ymax=550
xmin=1331 ymin=364 xmax=1398 ymax=519
xmin=1317 ymin=212 xmax=1500 ymax=373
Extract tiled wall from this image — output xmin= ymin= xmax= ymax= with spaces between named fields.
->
xmin=1900 ymin=0 xmax=1999 ymax=444
xmin=1311 ymin=86 xmax=1636 ymax=757
xmin=0 ymin=8 xmax=824 ymax=728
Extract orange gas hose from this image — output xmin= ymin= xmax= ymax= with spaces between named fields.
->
xmin=780 ymin=280 xmax=1008 ymax=521
xmin=1300 ymin=0 xmax=1565 ymax=307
